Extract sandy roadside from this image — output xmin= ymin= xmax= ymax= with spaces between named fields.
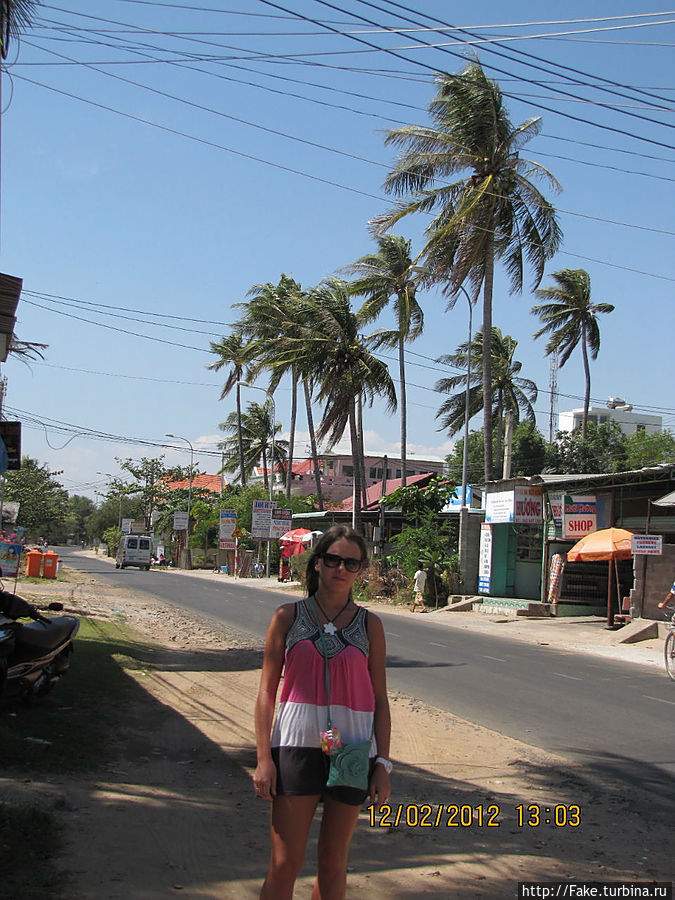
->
xmin=4 ymin=564 xmax=673 ymax=899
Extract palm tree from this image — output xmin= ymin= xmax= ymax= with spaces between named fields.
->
xmin=436 ymin=327 xmax=537 ymax=478
xmin=218 ymin=400 xmax=288 ymax=490
xmin=1 ymin=0 xmax=38 ymax=58
xmin=207 ymin=331 xmax=253 ymax=486
xmin=344 ymin=234 xmax=423 ymax=486
xmin=235 ymin=275 xmax=325 ymax=507
xmin=372 ymin=60 xmax=561 ymax=482
xmin=275 ymin=278 xmax=397 ymax=532
xmin=532 ymin=268 xmax=614 ymax=439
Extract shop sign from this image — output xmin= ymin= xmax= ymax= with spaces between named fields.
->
xmin=548 ymin=492 xmax=563 ymax=529
xmin=631 ymin=534 xmax=663 ymax=556
xmin=270 ymin=508 xmax=293 ymax=539
xmin=478 ymin=523 xmax=493 ymax=594
xmin=562 ymin=494 xmax=596 ymax=538
xmin=485 ymin=486 xmax=542 ymax=524
xmin=219 ymin=509 xmax=237 ymax=550
xmin=121 ymin=518 xmax=133 ymax=535
xmin=251 ymin=500 xmax=275 ymax=540
xmin=173 ymin=511 xmax=189 ymax=531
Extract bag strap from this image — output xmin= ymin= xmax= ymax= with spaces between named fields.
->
xmin=305 ymin=595 xmax=333 ymax=730
xmin=305 ymin=595 xmax=373 ymax=742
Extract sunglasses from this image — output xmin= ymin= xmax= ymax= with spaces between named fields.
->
xmin=321 ymin=552 xmax=363 ymax=573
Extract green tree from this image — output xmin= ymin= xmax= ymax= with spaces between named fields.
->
xmin=532 ymin=268 xmax=614 ymax=439
xmin=235 ymin=275 xmax=321 ymax=503
xmin=218 ymin=400 xmax=288 ymax=491
xmin=373 ymin=60 xmax=561 ymax=482
xmin=207 ymin=331 xmax=254 ymax=487
xmin=64 ymin=495 xmax=96 ymax=543
xmin=115 ymin=456 xmax=184 ymax=530
xmin=293 ymin=278 xmax=397 ymax=532
xmin=446 ymin=424 xmax=549 ymax=483
xmin=547 ymin=421 xmax=627 ymax=474
xmin=436 ymin=328 xmax=537 ymax=477
xmin=344 ymin=234 xmax=423 ymax=486
xmin=3 ymin=456 xmax=69 ymax=540
xmin=624 ymin=429 xmax=675 ymax=469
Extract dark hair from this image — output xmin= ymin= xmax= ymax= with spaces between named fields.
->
xmin=305 ymin=525 xmax=369 ymax=597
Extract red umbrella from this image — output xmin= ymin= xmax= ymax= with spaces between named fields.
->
xmin=567 ymin=528 xmax=634 ymax=626
xmin=279 ymin=528 xmax=313 ymax=557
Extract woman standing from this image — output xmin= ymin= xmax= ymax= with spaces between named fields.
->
xmin=254 ymin=525 xmax=391 ymax=899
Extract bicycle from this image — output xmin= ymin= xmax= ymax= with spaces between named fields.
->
xmin=663 ymin=604 xmax=675 ymax=681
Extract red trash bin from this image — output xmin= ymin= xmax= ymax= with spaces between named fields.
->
xmin=26 ymin=550 xmax=43 ymax=578
xmin=42 ymin=551 xmax=58 ymax=579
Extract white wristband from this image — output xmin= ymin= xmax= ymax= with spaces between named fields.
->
xmin=375 ymin=756 xmax=393 ymax=774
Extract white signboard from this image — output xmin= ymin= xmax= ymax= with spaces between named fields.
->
xmin=563 ymin=494 xmax=596 ymax=539
xmin=252 ymin=500 xmax=275 ymax=540
xmin=548 ymin=492 xmax=563 ymax=529
xmin=219 ymin=509 xmax=237 ymax=550
xmin=443 ymin=486 xmax=471 ymax=511
xmin=631 ymin=534 xmax=663 ymax=556
xmin=173 ymin=510 xmax=189 ymax=531
xmin=121 ymin=518 xmax=133 ymax=535
xmin=478 ymin=523 xmax=493 ymax=594
xmin=485 ymin=486 xmax=542 ymax=524
xmin=270 ymin=508 xmax=293 ymax=539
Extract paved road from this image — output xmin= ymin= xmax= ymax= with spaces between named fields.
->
xmin=61 ymin=548 xmax=675 ymax=781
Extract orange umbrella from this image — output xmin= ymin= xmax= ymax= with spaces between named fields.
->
xmin=566 ymin=527 xmax=634 ymax=562
xmin=279 ymin=528 xmax=313 ymax=557
xmin=567 ymin=527 xmax=635 ymax=627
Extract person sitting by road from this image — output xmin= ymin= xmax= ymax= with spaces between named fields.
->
xmin=658 ymin=580 xmax=675 ymax=609
xmin=411 ymin=564 xmax=428 ymax=613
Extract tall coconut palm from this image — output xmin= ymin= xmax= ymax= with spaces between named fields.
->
xmin=1 ymin=0 xmax=38 ymax=57
xmin=532 ymin=268 xmax=614 ymax=439
xmin=235 ymin=275 xmax=324 ymax=507
xmin=344 ymin=234 xmax=423 ymax=486
xmin=372 ymin=60 xmax=561 ymax=482
xmin=436 ymin=327 xmax=537 ymax=477
xmin=207 ymin=331 xmax=253 ymax=486
xmin=275 ymin=278 xmax=397 ymax=532
xmin=218 ymin=400 xmax=288 ymax=490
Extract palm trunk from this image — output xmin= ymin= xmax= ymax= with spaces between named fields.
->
xmin=285 ymin=370 xmax=298 ymax=501
xmin=502 ymin=408 xmax=514 ymax=479
xmin=398 ymin=331 xmax=407 ymax=487
xmin=357 ymin=392 xmax=368 ymax=511
xmin=349 ymin=402 xmax=362 ymax=533
xmin=495 ymin=388 xmax=504 ymax=476
xmin=581 ymin=323 xmax=591 ymax=440
xmin=304 ymin=380 xmax=323 ymax=511
xmin=482 ymin=237 xmax=495 ymax=482
xmin=262 ymin=446 xmax=269 ymax=491
xmin=236 ymin=382 xmax=246 ymax=487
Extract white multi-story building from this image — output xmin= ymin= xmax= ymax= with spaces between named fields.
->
xmin=558 ymin=403 xmax=662 ymax=436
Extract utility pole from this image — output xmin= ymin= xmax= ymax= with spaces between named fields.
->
xmin=548 ymin=352 xmax=559 ymax=444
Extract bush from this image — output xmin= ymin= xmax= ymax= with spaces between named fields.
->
xmin=290 ymin=549 xmax=310 ymax=587
xmin=101 ymin=526 xmax=122 ymax=558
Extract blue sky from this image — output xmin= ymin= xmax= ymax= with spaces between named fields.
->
xmin=0 ymin=0 xmax=673 ymax=499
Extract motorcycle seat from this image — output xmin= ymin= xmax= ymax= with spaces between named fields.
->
xmin=16 ymin=616 xmax=79 ymax=651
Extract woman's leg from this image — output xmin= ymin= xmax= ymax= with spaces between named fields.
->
xmin=260 ymin=794 xmax=319 ymax=900
xmin=311 ymin=796 xmax=361 ymax=900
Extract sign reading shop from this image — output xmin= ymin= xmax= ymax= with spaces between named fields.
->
xmin=484 ymin=486 xmax=543 ymax=525
xmin=562 ymin=494 xmax=597 ymax=538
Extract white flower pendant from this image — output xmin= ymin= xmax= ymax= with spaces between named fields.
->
xmin=323 ymin=622 xmax=338 ymax=635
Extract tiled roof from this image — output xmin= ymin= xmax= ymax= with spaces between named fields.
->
xmin=338 ymin=472 xmax=435 ymax=511
xmin=166 ymin=474 xmax=225 ymax=494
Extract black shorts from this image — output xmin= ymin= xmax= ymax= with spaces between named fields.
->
xmin=271 ymin=747 xmax=374 ymax=807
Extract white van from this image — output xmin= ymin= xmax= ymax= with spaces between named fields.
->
xmin=115 ymin=534 xmax=152 ymax=570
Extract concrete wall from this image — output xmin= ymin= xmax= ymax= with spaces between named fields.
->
xmin=630 ymin=543 xmax=675 ymax=619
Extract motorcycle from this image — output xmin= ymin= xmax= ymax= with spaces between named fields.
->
xmin=0 ymin=588 xmax=80 ymax=704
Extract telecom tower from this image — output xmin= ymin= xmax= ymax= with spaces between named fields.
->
xmin=548 ymin=352 xmax=559 ymax=443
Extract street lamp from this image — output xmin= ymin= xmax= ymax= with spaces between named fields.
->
xmin=238 ymin=382 xmax=276 ymax=577
xmin=165 ymin=434 xmax=194 ymax=566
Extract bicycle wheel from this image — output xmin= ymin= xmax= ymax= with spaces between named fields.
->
xmin=665 ymin=632 xmax=675 ymax=682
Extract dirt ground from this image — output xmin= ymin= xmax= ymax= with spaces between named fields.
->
xmin=5 ymin=569 xmax=674 ymax=899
